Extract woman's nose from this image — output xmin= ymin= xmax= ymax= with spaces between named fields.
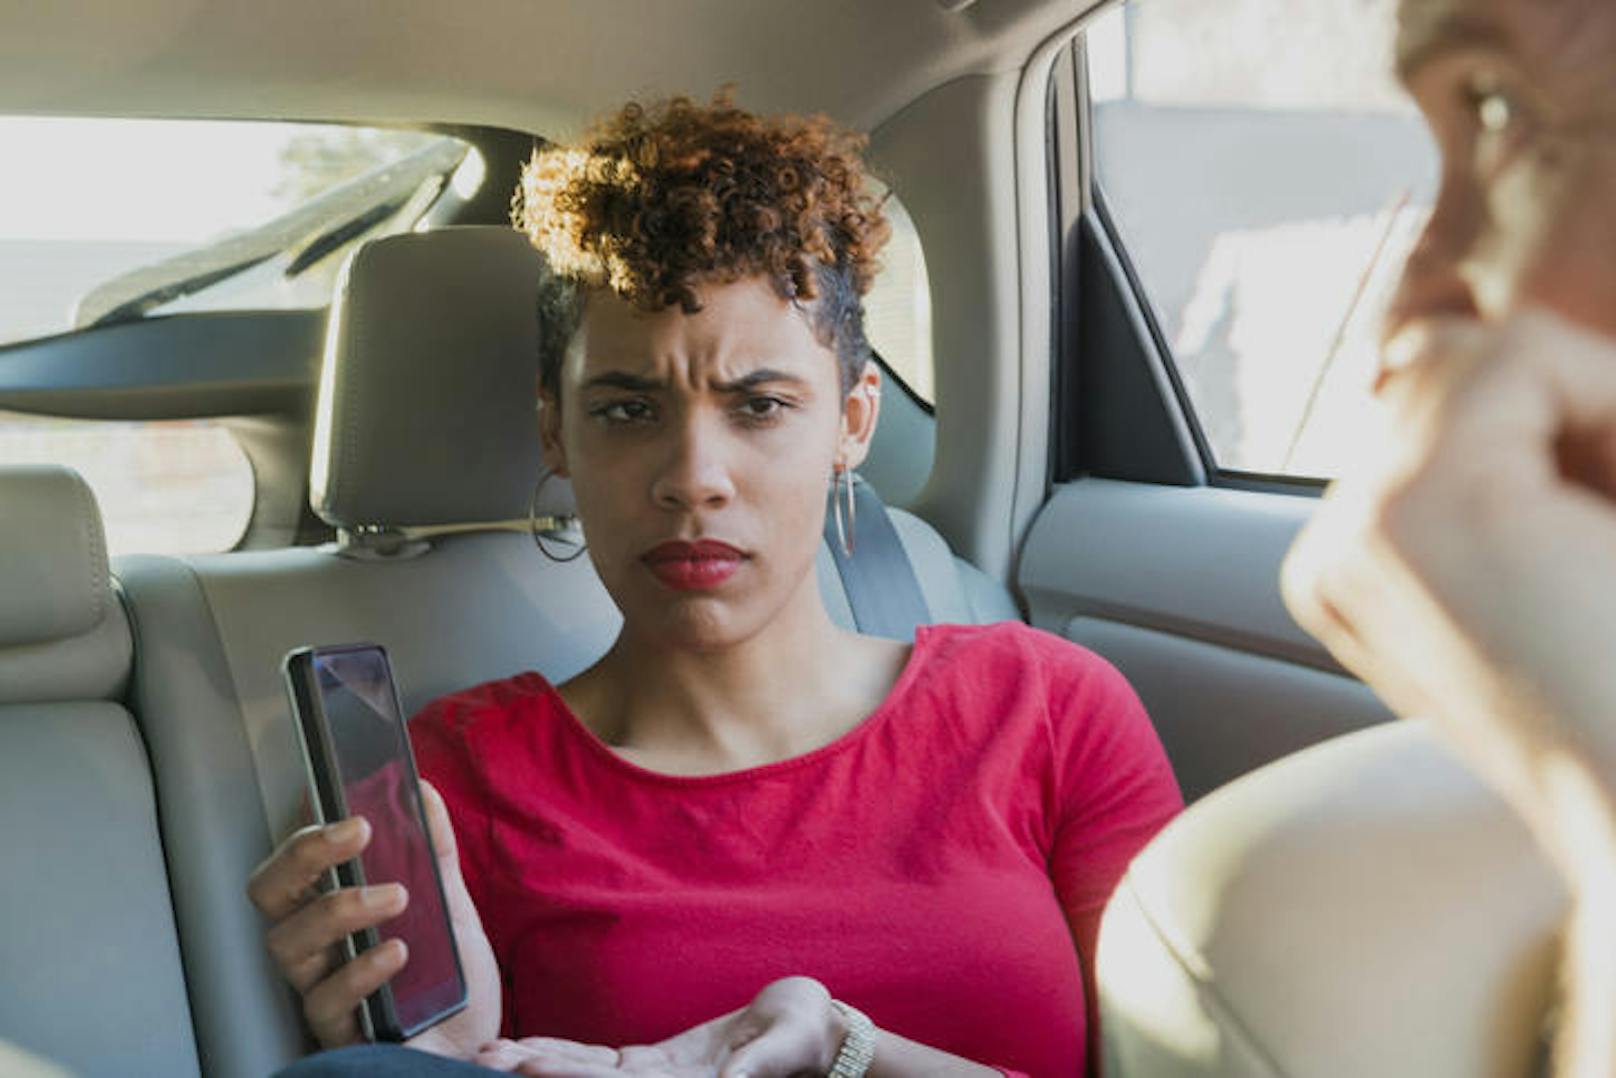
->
xmin=650 ymin=413 xmax=736 ymax=512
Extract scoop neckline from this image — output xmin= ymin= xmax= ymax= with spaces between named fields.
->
xmin=537 ymin=624 xmax=937 ymax=788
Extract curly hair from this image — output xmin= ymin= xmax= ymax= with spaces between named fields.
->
xmin=512 ymin=91 xmax=892 ymax=395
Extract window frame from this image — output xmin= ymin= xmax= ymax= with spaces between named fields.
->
xmin=1052 ymin=26 xmax=1329 ymax=498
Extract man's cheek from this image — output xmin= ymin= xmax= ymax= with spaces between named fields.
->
xmin=1500 ymin=151 xmax=1616 ymax=332
xmin=1476 ymin=162 xmax=1565 ymax=318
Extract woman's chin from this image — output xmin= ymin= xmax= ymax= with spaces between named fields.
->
xmin=627 ymin=595 xmax=763 ymax=653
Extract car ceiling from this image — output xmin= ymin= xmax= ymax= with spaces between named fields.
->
xmin=0 ymin=0 xmax=1098 ymax=136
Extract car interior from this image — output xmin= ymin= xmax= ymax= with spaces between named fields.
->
xmin=0 ymin=1 xmax=1574 ymax=1076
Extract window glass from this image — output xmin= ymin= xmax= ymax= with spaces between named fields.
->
xmin=0 ymin=411 xmax=254 ymax=555
xmin=0 ymin=118 xmax=470 ymax=347
xmin=0 ymin=118 xmax=470 ymax=555
xmin=1087 ymin=0 xmax=1437 ymax=478
xmin=864 ymin=192 xmax=935 ymax=405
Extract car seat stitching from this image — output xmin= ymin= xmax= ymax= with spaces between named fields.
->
xmin=72 ymin=469 xmax=108 ymax=628
xmin=1122 ymin=870 xmax=1293 ymax=1078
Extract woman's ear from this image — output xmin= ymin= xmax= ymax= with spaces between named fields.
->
xmin=538 ymin=387 xmax=569 ymax=478
xmin=838 ymin=361 xmax=883 ymax=470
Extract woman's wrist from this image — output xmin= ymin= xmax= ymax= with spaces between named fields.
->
xmin=826 ymin=1000 xmax=877 ymax=1077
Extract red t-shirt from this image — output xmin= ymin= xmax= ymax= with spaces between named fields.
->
xmin=409 ymin=622 xmax=1183 ymax=1078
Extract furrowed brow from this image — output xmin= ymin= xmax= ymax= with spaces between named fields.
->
xmin=711 ymin=368 xmax=810 ymax=393
xmin=581 ymin=371 xmax=665 ymax=392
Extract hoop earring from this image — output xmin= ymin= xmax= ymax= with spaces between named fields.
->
xmin=529 ymin=471 xmax=586 ymax=563
xmin=831 ymin=465 xmax=856 ymax=558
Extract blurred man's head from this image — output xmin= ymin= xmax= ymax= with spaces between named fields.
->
xmin=1388 ymin=0 xmax=1616 ymax=341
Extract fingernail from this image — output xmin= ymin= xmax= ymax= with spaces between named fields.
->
xmin=329 ymin=817 xmax=367 ymax=843
xmin=362 ymin=883 xmax=406 ymax=909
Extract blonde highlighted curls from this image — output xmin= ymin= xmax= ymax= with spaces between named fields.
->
xmin=514 ymin=90 xmax=890 ymax=310
xmin=513 ymin=91 xmax=892 ymax=393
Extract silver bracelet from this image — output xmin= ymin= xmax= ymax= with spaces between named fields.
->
xmin=828 ymin=1000 xmax=877 ymax=1078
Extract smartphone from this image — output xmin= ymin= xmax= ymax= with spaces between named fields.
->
xmin=282 ymin=643 xmax=468 ymax=1042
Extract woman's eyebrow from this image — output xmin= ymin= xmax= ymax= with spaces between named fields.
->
xmin=581 ymin=371 xmax=665 ymax=392
xmin=711 ymin=368 xmax=809 ymax=393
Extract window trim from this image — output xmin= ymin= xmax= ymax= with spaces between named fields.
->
xmin=1067 ymin=28 xmax=1347 ymax=497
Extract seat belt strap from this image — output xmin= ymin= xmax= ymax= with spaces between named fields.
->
xmin=824 ymin=475 xmax=931 ymax=641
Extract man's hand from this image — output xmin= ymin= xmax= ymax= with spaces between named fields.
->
xmin=1281 ymin=309 xmax=1616 ymax=871
xmin=471 ymin=977 xmax=845 ymax=1077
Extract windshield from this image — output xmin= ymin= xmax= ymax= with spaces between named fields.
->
xmin=0 ymin=119 xmax=471 ymax=347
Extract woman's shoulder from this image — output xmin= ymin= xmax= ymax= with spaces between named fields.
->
xmin=913 ymin=621 xmax=1147 ymax=739
xmin=409 ymin=669 xmax=561 ymax=740
xmin=918 ymin=620 xmax=1122 ymax=684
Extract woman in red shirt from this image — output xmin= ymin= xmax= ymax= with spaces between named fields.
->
xmin=251 ymin=93 xmax=1182 ymax=1078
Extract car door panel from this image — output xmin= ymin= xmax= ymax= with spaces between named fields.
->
xmin=1020 ymin=477 xmax=1393 ymax=801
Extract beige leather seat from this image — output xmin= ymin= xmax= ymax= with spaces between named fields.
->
xmin=0 ymin=467 xmax=200 ymax=1075
xmin=1097 ymin=720 xmax=1568 ymax=1078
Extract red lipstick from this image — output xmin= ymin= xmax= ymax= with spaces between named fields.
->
xmin=642 ymin=539 xmax=745 ymax=591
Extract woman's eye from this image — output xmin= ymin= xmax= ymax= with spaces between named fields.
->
xmin=592 ymin=399 xmax=655 ymax=424
xmin=736 ymin=396 xmax=789 ymax=423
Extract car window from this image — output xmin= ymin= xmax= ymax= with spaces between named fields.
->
xmin=0 ymin=119 xmax=473 ymax=556
xmin=0 ymin=118 xmax=468 ymax=346
xmin=1086 ymin=0 xmax=1437 ymax=480
xmin=0 ymin=410 xmax=255 ymax=555
xmin=863 ymin=191 xmax=935 ymax=406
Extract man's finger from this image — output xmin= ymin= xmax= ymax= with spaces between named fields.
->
xmin=247 ymin=817 xmax=371 ymax=921
xmin=1507 ymin=309 xmax=1616 ymax=432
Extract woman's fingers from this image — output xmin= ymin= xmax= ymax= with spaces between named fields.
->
xmin=473 ymin=1038 xmax=620 ymax=1076
xmin=419 ymin=781 xmax=457 ymax=864
xmin=263 ymin=881 xmax=407 ymax=992
xmin=247 ymin=816 xmax=372 ymax=921
xmin=300 ymin=937 xmax=409 ymax=1048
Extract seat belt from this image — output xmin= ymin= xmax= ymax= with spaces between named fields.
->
xmin=824 ymin=474 xmax=931 ymax=641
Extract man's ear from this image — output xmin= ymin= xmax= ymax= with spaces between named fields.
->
xmin=837 ymin=361 xmax=883 ymax=470
xmin=538 ymin=387 xmax=569 ymax=478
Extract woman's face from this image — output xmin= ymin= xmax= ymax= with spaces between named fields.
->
xmin=540 ymin=276 xmax=880 ymax=652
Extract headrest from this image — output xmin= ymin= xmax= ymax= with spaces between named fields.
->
xmin=311 ymin=227 xmax=555 ymax=530
xmin=0 ymin=466 xmax=110 ymax=648
xmin=1098 ymin=721 xmax=1566 ymax=1078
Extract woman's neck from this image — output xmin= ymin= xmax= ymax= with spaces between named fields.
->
xmin=562 ymin=585 xmax=910 ymax=775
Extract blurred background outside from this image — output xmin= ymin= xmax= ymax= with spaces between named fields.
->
xmin=1090 ymin=0 xmax=1437 ymax=478
xmin=0 ymin=122 xmax=457 ymax=553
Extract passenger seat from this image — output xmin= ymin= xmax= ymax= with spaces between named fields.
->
xmin=0 ymin=466 xmax=201 ymax=1075
xmin=1096 ymin=720 xmax=1568 ymax=1078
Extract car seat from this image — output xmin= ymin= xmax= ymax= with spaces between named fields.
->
xmin=1096 ymin=720 xmax=1567 ymax=1078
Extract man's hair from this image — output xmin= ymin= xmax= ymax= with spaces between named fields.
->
xmin=512 ymin=91 xmax=892 ymax=395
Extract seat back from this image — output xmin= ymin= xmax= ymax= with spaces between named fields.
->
xmin=0 ymin=466 xmax=200 ymax=1076
xmin=1097 ymin=720 xmax=1567 ymax=1078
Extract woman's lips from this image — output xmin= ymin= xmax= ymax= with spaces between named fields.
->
xmin=642 ymin=540 xmax=746 ymax=591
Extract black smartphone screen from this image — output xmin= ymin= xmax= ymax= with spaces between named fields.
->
xmin=302 ymin=645 xmax=466 ymax=1038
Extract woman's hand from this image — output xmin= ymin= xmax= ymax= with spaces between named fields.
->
xmin=1282 ymin=310 xmax=1616 ymax=870
xmin=471 ymin=977 xmax=843 ymax=1077
xmin=246 ymin=781 xmax=502 ymax=1058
